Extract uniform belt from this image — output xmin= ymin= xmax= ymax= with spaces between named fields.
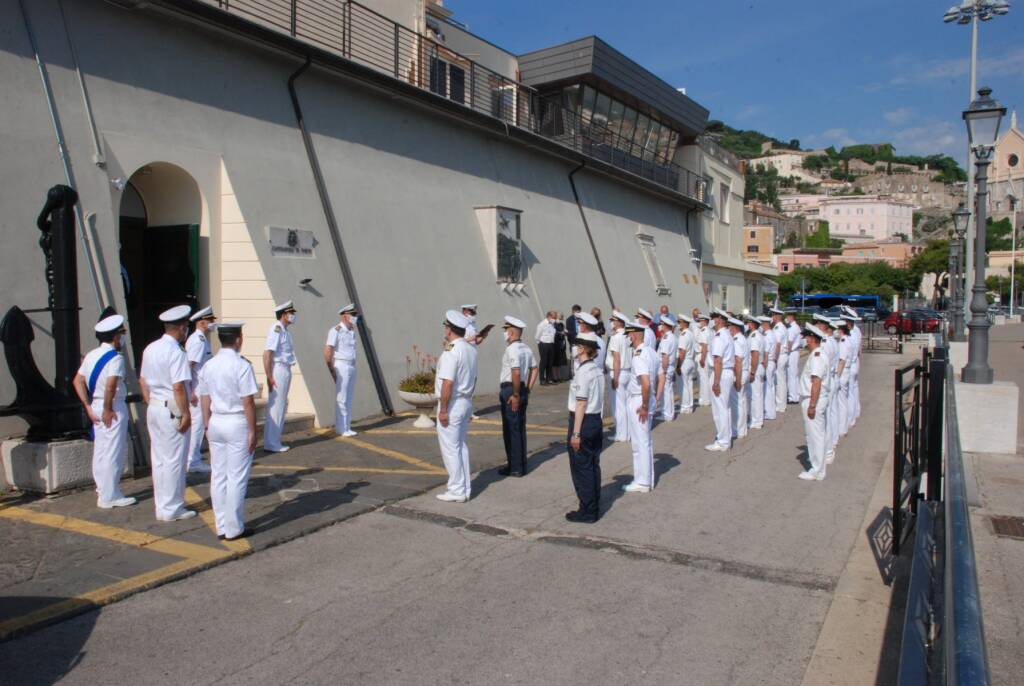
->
xmin=148 ymin=398 xmax=183 ymax=418
xmin=333 ymin=357 xmax=355 ymax=363
xmin=274 ymin=359 xmax=295 ymax=366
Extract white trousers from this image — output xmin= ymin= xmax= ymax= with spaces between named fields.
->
xmin=207 ymin=413 xmax=253 ymax=538
xmin=749 ymin=368 xmax=765 ymax=428
xmin=626 ymin=395 xmax=654 ymax=487
xmin=660 ymin=371 xmax=676 ymax=421
xmin=711 ymin=369 xmax=735 ymax=448
xmin=787 ymin=350 xmax=801 ymax=402
xmin=851 ymin=362 xmax=861 ymax=423
xmin=437 ymin=396 xmax=472 ymax=497
xmin=764 ymin=360 xmax=777 ymax=420
xmin=802 ymin=398 xmax=828 ymax=477
xmin=838 ymin=369 xmax=852 ymax=436
xmin=826 ymin=374 xmax=840 ymax=456
xmin=333 ymin=359 xmax=357 ymax=434
xmin=698 ymin=361 xmax=711 ymax=406
xmin=186 ymin=400 xmax=205 ymax=469
xmin=147 ymin=404 xmax=188 ymax=520
xmin=609 ymin=370 xmax=630 ymax=441
xmin=733 ymin=378 xmax=750 ymax=438
xmin=678 ymin=359 xmax=695 ymax=413
xmin=91 ymin=399 xmax=128 ymax=504
xmin=775 ymin=353 xmax=789 ymax=412
xmin=264 ymin=363 xmax=292 ymax=451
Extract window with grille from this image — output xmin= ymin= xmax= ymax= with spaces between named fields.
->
xmin=496 ymin=210 xmax=523 ymax=283
xmin=636 ymin=231 xmax=671 ymax=296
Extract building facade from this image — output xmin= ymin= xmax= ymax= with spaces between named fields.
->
xmin=746 ymin=150 xmax=819 ymax=184
xmin=818 ymin=195 xmax=915 ymax=244
xmin=854 ymin=171 xmax=961 ymax=211
xmin=989 ymin=112 xmax=1024 ymax=227
xmin=742 ymin=225 xmax=774 ymax=265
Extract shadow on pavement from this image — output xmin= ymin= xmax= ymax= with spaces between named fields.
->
xmin=246 ymin=480 xmax=370 ymax=534
xmin=470 ymin=437 xmax=566 ymax=498
xmin=0 ymin=597 xmax=98 ymax=684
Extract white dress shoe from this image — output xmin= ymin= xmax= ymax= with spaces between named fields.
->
xmin=825 ymin=452 xmax=835 ymax=465
xmin=173 ymin=509 xmax=198 ymax=520
xmin=342 ymin=430 xmax=358 ymax=437
xmin=97 ymin=496 xmax=137 ymax=509
xmin=704 ymin=443 xmax=727 ymax=452
xmin=798 ymin=471 xmax=817 ymax=481
xmin=435 ymin=492 xmax=468 ymax=503
xmin=187 ymin=463 xmax=212 ymax=474
xmin=265 ymin=445 xmax=291 ymax=453
xmin=622 ymin=483 xmax=651 ymax=493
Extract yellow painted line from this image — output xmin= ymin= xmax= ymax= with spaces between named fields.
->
xmin=361 ymin=428 xmax=564 ymax=437
xmin=0 ymin=507 xmax=228 ymax=563
xmin=312 ymin=429 xmax=447 ymax=475
xmin=0 ymin=557 xmax=218 ymax=641
xmin=252 ymin=464 xmax=443 ymax=476
xmin=184 ymin=487 xmax=252 ymax=553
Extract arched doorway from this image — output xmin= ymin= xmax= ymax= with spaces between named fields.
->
xmin=118 ymin=163 xmax=202 ymax=365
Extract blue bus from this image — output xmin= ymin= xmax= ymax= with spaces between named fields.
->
xmin=787 ymin=293 xmax=887 ymax=318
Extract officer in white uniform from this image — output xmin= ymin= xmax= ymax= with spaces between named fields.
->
xmin=656 ymin=314 xmax=678 ymax=421
xmin=770 ymin=308 xmax=789 ymax=414
xmin=263 ymin=301 xmax=297 ymax=453
xmin=435 ymin=310 xmax=479 ymax=502
xmin=746 ymin=316 xmax=766 ymax=430
xmin=695 ymin=312 xmax=712 ymax=407
xmin=706 ymin=309 xmax=736 ymax=451
xmin=843 ymin=307 xmax=864 ymax=426
xmin=761 ymin=316 xmax=778 ymax=421
xmin=324 ymin=303 xmax=359 ymax=437
xmin=676 ymin=314 xmax=697 ymax=415
xmin=786 ymin=313 xmax=803 ymax=404
xmin=185 ymin=306 xmax=216 ymax=474
xmin=623 ymin=320 xmax=658 ymax=492
xmin=199 ymin=322 xmax=259 ymax=540
xmin=836 ymin=317 xmax=856 ymax=437
xmin=574 ymin=312 xmax=606 ymax=372
xmin=798 ymin=325 xmax=831 ymax=481
xmin=812 ymin=315 xmax=840 ymax=462
xmin=72 ymin=314 xmax=136 ymax=509
xmin=728 ymin=316 xmax=750 ymax=439
xmin=139 ymin=305 xmax=197 ymax=522
xmin=606 ymin=311 xmax=631 ymax=442
xmin=635 ymin=308 xmax=658 ymax=349
xmin=498 ymin=315 xmax=537 ymax=477
xmin=566 ymin=332 xmax=605 ymax=523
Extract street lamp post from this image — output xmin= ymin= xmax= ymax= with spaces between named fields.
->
xmin=951 ymin=203 xmax=970 ymax=341
xmin=961 ymin=86 xmax=1006 ymax=384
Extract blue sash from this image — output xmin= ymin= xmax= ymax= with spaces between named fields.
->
xmin=86 ymin=349 xmax=118 ymax=441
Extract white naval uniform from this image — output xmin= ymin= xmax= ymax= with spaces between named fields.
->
xmin=625 ymin=343 xmax=659 ymax=488
xmin=642 ymin=326 xmax=656 ymax=351
xmin=657 ymin=330 xmax=678 ymax=421
xmin=140 ymin=334 xmax=192 ymax=520
xmin=435 ymin=338 xmax=478 ymax=498
xmin=710 ymin=327 xmax=736 ymax=449
xmin=763 ymin=327 xmax=778 ymax=421
xmin=263 ymin=322 xmax=295 ymax=451
xmin=801 ymin=347 xmax=831 ymax=478
xmin=676 ymin=327 xmax=696 ymax=414
xmin=837 ymin=333 xmax=855 ymax=437
xmin=747 ymin=329 xmax=766 ymax=429
xmin=326 ymin=321 xmax=358 ymax=434
xmin=78 ymin=343 xmax=129 ymax=505
xmin=849 ymin=324 xmax=862 ymax=424
xmin=185 ymin=329 xmax=213 ymax=469
xmin=697 ymin=325 xmax=711 ymax=406
xmin=606 ymin=329 xmax=631 ymax=441
xmin=822 ymin=333 xmax=840 ymax=457
xmin=731 ymin=331 xmax=750 ymax=439
xmin=773 ymin=321 xmax=789 ymax=413
xmin=786 ymin=322 xmax=802 ymax=403
xmin=198 ymin=348 xmax=259 ymax=538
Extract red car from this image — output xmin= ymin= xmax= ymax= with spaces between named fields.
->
xmin=883 ymin=310 xmax=940 ymax=335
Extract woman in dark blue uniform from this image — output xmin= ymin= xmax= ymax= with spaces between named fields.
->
xmin=566 ymin=332 xmax=606 ymax=523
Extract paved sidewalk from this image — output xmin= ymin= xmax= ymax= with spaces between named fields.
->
xmin=0 ymin=345 xmax=917 ymax=685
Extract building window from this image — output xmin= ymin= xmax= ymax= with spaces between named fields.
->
xmin=720 ymin=183 xmax=730 ymax=223
xmin=636 ymin=231 xmax=671 ymax=295
xmin=428 ymin=57 xmax=466 ymax=105
xmin=750 ymin=230 xmax=757 ymax=238
xmin=496 ymin=209 xmax=523 ymax=282
xmin=748 ymin=245 xmax=759 ymax=253
xmin=782 ymin=264 xmax=790 ymax=272
xmin=834 ymin=209 xmax=840 ymax=216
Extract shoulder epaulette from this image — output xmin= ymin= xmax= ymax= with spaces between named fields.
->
xmin=274 ymin=325 xmax=282 ymax=332
xmin=814 ymin=351 xmax=821 ymax=357
xmin=334 ymin=325 xmax=342 ymax=332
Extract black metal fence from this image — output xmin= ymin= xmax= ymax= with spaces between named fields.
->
xmin=891 ymin=346 xmax=937 ymax=555
xmin=207 ymin=0 xmax=709 ymax=202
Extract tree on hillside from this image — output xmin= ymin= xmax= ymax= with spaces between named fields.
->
xmin=774 ymin=262 xmax=915 ymax=302
xmin=907 ymin=239 xmax=950 ymax=307
xmin=986 ymin=264 xmax=1024 ymax=304
xmin=986 ymin=217 xmax=1013 ymax=252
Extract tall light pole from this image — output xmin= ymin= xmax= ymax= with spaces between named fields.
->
xmin=961 ymin=87 xmax=1006 ymax=384
xmin=944 ymin=0 xmax=1011 ymax=339
xmin=1008 ymin=185 xmax=1019 ymax=317
xmin=951 ymin=203 xmax=970 ymax=341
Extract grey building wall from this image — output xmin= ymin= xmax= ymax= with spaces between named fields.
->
xmin=0 ymin=0 xmax=706 ymax=437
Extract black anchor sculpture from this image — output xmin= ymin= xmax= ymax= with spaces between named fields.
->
xmin=0 ymin=185 xmax=88 ymax=440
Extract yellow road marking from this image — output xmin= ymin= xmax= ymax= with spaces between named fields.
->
xmin=313 ymin=429 xmax=447 ymax=475
xmin=251 ymin=464 xmax=443 ymax=476
xmin=360 ymin=428 xmax=563 ymax=437
xmin=184 ymin=487 xmax=252 ymax=553
xmin=0 ymin=506 xmax=228 ymax=563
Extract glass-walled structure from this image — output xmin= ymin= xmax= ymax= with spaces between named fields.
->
xmin=562 ymin=84 xmax=680 ymax=163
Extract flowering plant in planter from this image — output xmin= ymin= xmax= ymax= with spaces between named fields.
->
xmin=398 ymin=347 xmax=436 ymax=394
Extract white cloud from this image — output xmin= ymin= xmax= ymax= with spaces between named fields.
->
xmin=733 ymin=103 xmax=767 ymax=121
xmin=865 ymin=48 xmax=1024 ymax=91
xmin=886 ymin=120 xmax=962 ymax=159
xmin=804 ymin=127 xmax=857 ymax=149
xmin=884 ymin=107 xmax=914 ymax=125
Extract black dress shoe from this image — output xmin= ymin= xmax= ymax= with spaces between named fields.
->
xmin=225 ymin=528 xmax=254 ymax=541
xmin=565 ymin=511 xmax=598 ymax=523
xmin=498 ymin=466 xmax=524 ymax=477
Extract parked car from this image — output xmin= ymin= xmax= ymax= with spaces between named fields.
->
xmin=883 ymin=310 xmax=940 ymax=335
xmin=910 ymin=307 xmax=946 ymax=321
xmin=854 ymin=306 xmax=886 ymax=322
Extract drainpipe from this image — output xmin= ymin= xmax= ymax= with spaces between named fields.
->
xmin=568 ymin=161 xmax=615 ymax=309
xmin=287 ymin=57 xmax=393 ymax=416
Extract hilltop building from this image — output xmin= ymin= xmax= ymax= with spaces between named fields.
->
xmin=818 ymin=195 xmax=915 ymax=244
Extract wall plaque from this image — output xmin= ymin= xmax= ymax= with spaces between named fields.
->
xmin=267 ymin=226 xmax=316 ymax=258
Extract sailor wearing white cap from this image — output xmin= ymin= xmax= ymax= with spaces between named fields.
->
xmin=198 ymin=322 xmax=258 ymax=540
xmin=574 ymin=311 xmax=606 ymax=372
xmin=706 ymin=309 xmax=735 ymax=451
xmin=786 ymin=313 xmax=803 ymax=404
xmin=836 ymin=317 xmax=856 ymax=438
xmin=635 ymin=308 xmax=657 ymax=349
xmin=435 ymin=310 xmax=479 ymax=502
xmin=139 ymin=305 xmax=196 ymax=521
xmin=770 ymin=308 xmax=789 ymax=414
xmin=325 ymin=303 xmax=359 ymax=437
xmin=184 ymin=306 xmax=217 ymax=474
xmin=656 ymin=314 xmax=679 ymax=421
xmin=622 ymin=320 xmax=658 ymax=491
xmin=728 ymin=317 xmax=749 ymax=439
xmin=72 ymin=314 xmax=136 ymax=509
xmin=676 ymin=314 xmax=697 ymax=414
xmin=694 ymin=312 xmax=712 ymax=407
xmin=798 ymin=325 xmax=831 ymax=481
xmin=566 ymin=332 xmax=605 ymax=522
xmin=843 ymin=307 xmax=863 ymax=425
xmin=746 ymin=317 xmax=766 ymax=429
xmin=761 ymin=316 xmax=778 ymax=421
xmin=263 ymin=301 xmax=297 ymax=453
xmin=605 ymin=311 xmax=631 ymax=441
xmin=812 ymin=315 xmax=840 ymax=461
xmin=498 ymin=316 xmax=537 ymax=477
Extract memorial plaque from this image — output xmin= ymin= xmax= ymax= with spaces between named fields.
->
xmin=268 ymin=226 xmax=315 ymax=258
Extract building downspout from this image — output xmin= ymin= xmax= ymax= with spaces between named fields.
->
xmin=568 ymin=162 xmax=615 ymax=309
xmin=287 ymin=57 xmax=393 ymax=416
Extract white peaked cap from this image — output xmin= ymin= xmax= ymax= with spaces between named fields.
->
xmin=95 ymin=314 xmax=125 ymax=333
xmin=577 ymin=312 xmax=598 ymax=326
xmin=503 ymin=315 xmax=526 ymax=329
xmin=190 ymin=306 xmax=215 ymax=322
xmin=445 ymin=309 xmax=470 ymax=329
xmin=159 ymin=305 xmax=192 ymax=323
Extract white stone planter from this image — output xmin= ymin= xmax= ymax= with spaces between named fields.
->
xmin=398 ymin=390 xmax=437 ymax=428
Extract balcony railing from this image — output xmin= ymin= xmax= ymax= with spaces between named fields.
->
xmin=204 ymin=0 xmax=708 ymax=203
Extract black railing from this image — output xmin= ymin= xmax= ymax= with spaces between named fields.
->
xmin=206 ymin=0 xmax=708 ymax=202
xmin=892 ymin=347 xmax=932 ymax=556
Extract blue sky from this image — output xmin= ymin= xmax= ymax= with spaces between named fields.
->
xmin=446 ymin=0 xmax=1022 ymax=165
